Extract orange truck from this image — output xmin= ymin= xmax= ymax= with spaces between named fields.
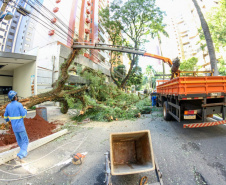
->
xmin=144 ymin=54 xmax=226 ymax=128
xmin=154 ymin=75 xmax=226 ymax=128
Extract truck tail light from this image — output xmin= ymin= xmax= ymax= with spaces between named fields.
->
xmin=184 ymin=110 xmax=197 ymax=115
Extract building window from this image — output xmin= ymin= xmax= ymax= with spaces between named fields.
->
xmin=0 ymin=28 xmax=4 ymax=32
xmin=8 ymin=38 xmax=12 ymax=42
xmin=11 ymin=26 xmax=16 ymax=30
xmin=1 ymin=45 xmax=4 ymax=50
xmin=6 ymin=45 xmax=11 ymax=49
xmin=9 ymin=32 xmax=14 ymax=36
xmin=25 ymin=37 xmax=31 ymax=42
xmin=27 ymin=32 xmax=32 ymax=36
xmin=0 ymin=36 xmax=3 ymax=38
xmin=2 ymin=22 xmax=7 ymax=25
xmin=25 ymin=44 xmax=30 ymax=47
xmin=90 ymin=28 xmax=92 ymax=33
xmin=12 ymin=20 xmax=17 ymax=24
xmin=91 ymin=18 xmax=92 ymax=23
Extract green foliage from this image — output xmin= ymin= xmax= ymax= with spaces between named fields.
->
xmin=126 ymin=66 xmax=143 ymax=88
xmin=218 ymin=59 xmax=226 ymax=76
xmin=206 ymin=0 xmax=226 ymax=51
xmin=29 ymin=106 xmax=36 ymax=110
xmin=111 ymin=0 xmax=166 ymax=44
xmin=66 ymin=69 xmax=151 ymax=122
xmin=113 ymin=65 xmax=127 ymax=83
xmin=180 ymin=57 xmax=198 ymax=71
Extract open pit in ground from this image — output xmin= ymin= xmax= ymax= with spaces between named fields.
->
xmin=0 ymin=115 xmax=57 ymax=148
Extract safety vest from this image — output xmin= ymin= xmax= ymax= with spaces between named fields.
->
xmin=4 ymin=101 xmax=27 ymax=133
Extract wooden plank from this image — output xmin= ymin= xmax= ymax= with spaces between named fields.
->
xmin=0 ymin=129 xmax=68 ymax=165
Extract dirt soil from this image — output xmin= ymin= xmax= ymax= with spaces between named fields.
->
xmin=0 ymin=115 xmax=56 ymax=146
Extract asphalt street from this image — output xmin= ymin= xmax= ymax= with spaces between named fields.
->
xmin=0 ymin=107 xmax=225 ymax=185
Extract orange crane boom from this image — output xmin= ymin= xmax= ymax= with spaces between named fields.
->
xmin=143 ymin=53 xmax=173 ymax=67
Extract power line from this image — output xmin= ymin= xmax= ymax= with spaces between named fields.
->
xmin=12 ymin=0 xmax=108 ymax=65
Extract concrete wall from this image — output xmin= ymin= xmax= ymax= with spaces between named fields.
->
xmin=0 ymin=71 xmax=13 ymax=86
xmin=35 ymin=42 xmax=61 ymax=94
xmin=13 ymin=62 xmax=36 ymax=98
xmin=0 ymin=76 xmax=13 ymax=86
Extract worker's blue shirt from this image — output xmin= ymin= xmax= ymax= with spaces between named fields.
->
xmin=4 ymin=101 xmax=27 ymax=133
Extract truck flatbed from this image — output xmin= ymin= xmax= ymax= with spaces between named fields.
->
xmin=157 ymin=76 xmax=226 ymax=99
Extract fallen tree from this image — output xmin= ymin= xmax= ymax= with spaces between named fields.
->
xmin=0 ymin=47 xmax=152 ymax=122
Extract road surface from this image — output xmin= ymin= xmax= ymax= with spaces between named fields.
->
xmin=0 ymin=107 xmax=225 ymax=185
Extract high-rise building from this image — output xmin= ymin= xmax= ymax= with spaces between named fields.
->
xmin=163 ymin=0 xmax=220 ymax=71
xmin=0 ymin=0 xmax=111 ymax=100
xmin=0 ymin=0 xmax=40 ymax=53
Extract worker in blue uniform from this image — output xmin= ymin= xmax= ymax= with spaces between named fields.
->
xmin=4 ymin=90 xmax=29 ymax=163
xmin=152 ymin=90 xmax=157 ymax=106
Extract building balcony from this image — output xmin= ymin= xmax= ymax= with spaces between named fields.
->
xmin=86 ymin=9 xmax=90 ymax=14
xmin=87 ymin=1 xmax=91 ymax=6
xmin=48 ymin=30 xmax=55 ymax=36
xmin=85 ymin=28 xmax=90 ymax=34
xmin=53 ymin=7 xmax=59 ymax=13
xmin=51 ymin=18 xmax=57 ymax=24
xmin=86 ymin=18 xmax=90 ymax=24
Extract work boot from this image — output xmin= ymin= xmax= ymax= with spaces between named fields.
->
xmin=15 ymin=156 xmax=25 ymax=164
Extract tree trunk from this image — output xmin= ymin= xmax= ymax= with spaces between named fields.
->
xmin=120 ymin=54 xmax=137 ymax=88
xmin=192 ymin=0 xmax=219 ymax=75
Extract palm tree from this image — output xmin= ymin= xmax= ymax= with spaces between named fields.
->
xmin=146 ymin=65 xmax=156 ymax=90
xmin=192 ymin=0 xmax=219 ymax=75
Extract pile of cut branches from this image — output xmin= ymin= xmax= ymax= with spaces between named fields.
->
xmin=65 ymin=68 xmax=151 ymax=122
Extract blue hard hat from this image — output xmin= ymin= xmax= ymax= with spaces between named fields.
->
xmin=8 ymin=90 xmax=17 ymax=100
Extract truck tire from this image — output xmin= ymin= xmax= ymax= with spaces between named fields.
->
xmin=163 ymin=101 xmax=172 ymax=121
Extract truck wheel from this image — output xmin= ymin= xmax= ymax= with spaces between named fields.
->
xmin=163 ymin=101 xmax=171 ymax=121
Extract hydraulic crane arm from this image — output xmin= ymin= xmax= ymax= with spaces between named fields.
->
xmin=72 ymin=43 xmax=179 ymax=79
xmin=73 ymin=43 xmax=173 ymax=67
xmin=143 ymin=53 xmax=173 ymax=67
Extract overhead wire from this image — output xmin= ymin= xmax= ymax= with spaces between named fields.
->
xmin=29 ymin=0 xmax=106 ymax=64
xmin=11 ymin=0 xmax=108 ymax=67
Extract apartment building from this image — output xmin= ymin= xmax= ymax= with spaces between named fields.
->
xmin=166 ymin=0 xmax=219 ymax=71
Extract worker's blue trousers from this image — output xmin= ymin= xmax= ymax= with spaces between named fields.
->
xmin=14 ymin=131 xmax=29 ymax=159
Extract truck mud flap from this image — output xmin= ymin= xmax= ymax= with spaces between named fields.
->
xmin=183 ymin=120 xmax=226 ymax=128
